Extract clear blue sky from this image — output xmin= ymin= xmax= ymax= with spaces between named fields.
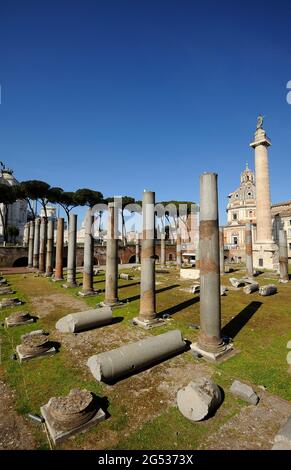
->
xmin=1 ymin=0 xmax=291 ymax=226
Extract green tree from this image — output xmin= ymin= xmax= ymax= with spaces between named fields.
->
xmin=19 ymin=180 xmax=51 ymax=219
xmin=7 ymin=225 xmax=19 ymax=244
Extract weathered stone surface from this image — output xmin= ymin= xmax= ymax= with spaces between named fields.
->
xmin=230 ymin=380 xmax=259 ymax=405
xmin=287 ymin=340 xmax=291 ymax=349
xmin=229 ymin=278 xmax=245 ymax=288
xmin=220 ymin=286 xmax=228 ymax=296
xmin=259 ymin=284 xmax=277 ymax=296
xmin=5 ymin=311 xmax=33 ymax=326
xmin=0 ymin=298 xmax=22 ymax=308
xmin=119 ymin=273 xmax=133 ymax=280
xmin=177 ymin=378 xmax=222 ymax=421
xmin=272 ymin=441 xmax=291 ymax=450
xmin=274 ymin=415 xmax=291 ymax=446
xmin=56 ymin=308 xmax=113 ymax=333
xmin=0 ymin=287 xmax=14 ymax=295
xmin=41 ymin=389 xmax=106 ymax=444
xmin=18 ymin=332 xmax=51 ymax=356
xmin=243 ymin=283 xmax=259 ymax=294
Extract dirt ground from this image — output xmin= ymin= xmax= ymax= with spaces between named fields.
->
xmin=0 ymin=378 xmax=36 ymax=450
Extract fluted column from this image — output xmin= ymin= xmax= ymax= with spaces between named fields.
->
xmin=160 ymin=231 xmax=166 ymax=267
xmin=245 ymin=223 xmax=253 ymax=277
xmin=135 ymin=234 xmax=140 ymax=264
xmin=176 ymin=228 xmax=182 ymax=268
xmin=279 ymin=230 xmax=289 ymax=283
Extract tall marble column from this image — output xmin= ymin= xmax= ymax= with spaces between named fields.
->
xmin=80 ymin=209 xmax=95 ymax=295
xmin=39 ymin=217 xmax=47 ymax=273
xmin=33 ymin=218 xmax=40 ymax=269
xmin=250 ymin=117 xmax=277 ymax=270
xmin=103 ymin=202 xmax=119 ymax=306
xmin=45 ymin=219 xmax=54 ymax=277
xmin=64 ymin=214 xmax=77 ymax=287
xmin=191 ymin=173 xmax=232 ymax=360
xmin=27 ymin=221 xmax=34 ymax=268
xmin=54 ymin=218 xmax=64 ymax=281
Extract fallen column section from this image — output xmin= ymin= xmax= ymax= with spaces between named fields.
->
xmin=177 ymin=378 xmax=222 ymax=421
xmin=243 ymin=283 xmax=259 ymax=294
xmin=56 ymin=307 xmax=113 ymax=333
xmin=259 ymin=284 xmax=277 ymax=296
xmin=87 ymin=329 xmax=186 ymax=382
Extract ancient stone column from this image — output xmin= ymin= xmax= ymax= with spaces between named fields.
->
xmin=250 ymin=121 xmax=277 ymax=270
xmin=133 ymin=191 xmax=164 ymax=329
xmin=176 ymin=228 xmax=182 ymax=268
xmin=23 ymin=223 xmax=30 ymax=247
xmin=251 ymin=129 xmax=272 ymax=243
xmin=193 ymin=173 xmax=227 ymax=358
xmin=245 ymin=223 xmax=253 ymax=277
xmin=160 ymin=231 xmax=166 ymax=267
xmin=135 ymin=234 xmax=140 ymax=264
xmin=54 ymin=218 xmax=64 ymax=281
xmin=104 ymin=203 xmax=119 ymax=306
xmin=65 ymin=214 xmax=77 ymax=287
xmin=219 ymin=227 xmax=224 ymax=275
xmin=27 ymin=221 xmax=34 ymax=268
xmin=39 ymin=217 xmax=47 ymax=273
xmin=45 ymin=219 xmax=54 ymax=277
xmin=81 ymin=209 xmax=94 ymax=295
xmin=33 ymin=218 xmax=40 ymax=269
xmin=196 ymin=244 xmax=200 ymax=269
xmin=279 ymin=230 xmax=289 ymax=283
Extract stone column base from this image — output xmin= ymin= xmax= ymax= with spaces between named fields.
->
xmin=253 ymin=241 xmax=279 ymax=271
xmin=78 ymin=290 xmax=99 ymax=297
xmin=99 ymin=300 xmax=125 ymax=309
xmin=132 ymin=316 xmax=167 ymax=329
xmin=62 ymin=283 xmax=78 ymax=289
xmin=191 ymin=342 xmax=234 ymax=362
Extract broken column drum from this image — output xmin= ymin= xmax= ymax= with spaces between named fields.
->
xmin=138 ymin=191 xmax=157 ymax=322
xmin=279 ymin=230 xmax=289 ymax=282
xmin=245 ymin=223 xmax=253 ymax=277
xmin=66 ymin=214 xmax=77 ymax=286
xmin=198 ymin=173 xmax=225 ymax=354
xmin=45 ymin=219 xmax=54 ymax=276
xmin=104 ymin=203 xmax=119 ymax=306
xmin=55 ymin=218 xmax=64 ymax=280
xmin=39 ymin=217 xmax=47 ymax=273
xmin=87 ymin=329 xmax=186 ymax=382
xmin=177 ymin=378 xmax=222 ymax=422
xmin=176 ymin=228 xmax=182 ymax=268
xmin=44 ymin=389 xmax=98 ymax=431
xmin=18 ymin=332 xmax=51 ymax=356
xmin=28 ymin=221 xmax=34 ymax=268
xmin=82 ymin=209 xmax=94 ymax=293
xmin=33 ymin=218 xmax=40 ymax=269
xmin=56 ymin=307 xmax=112 ymax=333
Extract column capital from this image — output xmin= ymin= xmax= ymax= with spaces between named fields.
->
xmin=250 ymin=128 xmax=271 ymax=148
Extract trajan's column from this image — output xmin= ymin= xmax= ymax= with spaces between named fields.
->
xmin=250 ymin=115 xmax=278 ymax=270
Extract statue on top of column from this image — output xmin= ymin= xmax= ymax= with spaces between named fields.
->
xmin=256 ymin=114 xmax=264 ymax=130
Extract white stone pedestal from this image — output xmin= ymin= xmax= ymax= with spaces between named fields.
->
xmin=253 ymin=241 xmax=279 ymax=271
